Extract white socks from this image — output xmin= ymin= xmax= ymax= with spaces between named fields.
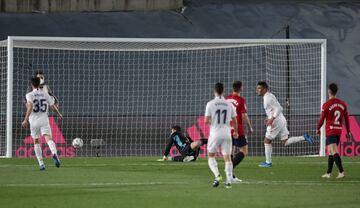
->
xmin=285 ymin=136 xmax=305 ymax=146
xmin=47 ymin=140 xmax=57 ymax=155
xmin=265 ymin=143 xmax=272 ymax=164
xmin=208 ymin=157 xmax=220 ymax=178
xmin=34 ymin=144 xmax=44 ymax=166
xmin=225 ymin=162 xmax=233 ymax=183
xmin=208 ymin=157 xmax=234 ymax=184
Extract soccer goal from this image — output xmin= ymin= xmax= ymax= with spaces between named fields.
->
xmin=0 ymin=37 xmax=326 ymax=158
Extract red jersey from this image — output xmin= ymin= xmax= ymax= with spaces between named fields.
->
xmin=317 ymin=98 xmax=350 ymax=136
xmin=226 ymin=94 xmax=247 ymax=136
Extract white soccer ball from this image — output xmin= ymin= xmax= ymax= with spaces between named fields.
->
xmin=72 ymin=138 xmax=84 ymax=149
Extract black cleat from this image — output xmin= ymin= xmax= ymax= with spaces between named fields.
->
xmin=212 ymin=176 xmax=222 ymax=188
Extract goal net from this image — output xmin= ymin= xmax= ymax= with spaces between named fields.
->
xmin=0 ymin=37 xmax=326 ymax=158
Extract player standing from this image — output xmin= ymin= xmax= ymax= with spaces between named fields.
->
xmin=226 ymin=81 xmax=253 ymax=183
xmin=205 ymin=83 xmax=238 ymax=188
xmin=35 ymin=70 xmax=59 ymax=109
xmin=317 ymin=83 xmax=351 ymax=179
xmin=22 ymin=77 xmax=63 ymax=171
xmin=256 ymin=81 xmax=314 ymax=167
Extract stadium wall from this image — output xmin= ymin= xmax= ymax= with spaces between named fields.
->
xmin=0 ymin=0 xmax=183 ymax=12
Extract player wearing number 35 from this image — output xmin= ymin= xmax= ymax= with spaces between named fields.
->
xmin=317 ymin=83 xmax=352 ymax=179
xmin=22 ymin=77 xmax=63 ymax=171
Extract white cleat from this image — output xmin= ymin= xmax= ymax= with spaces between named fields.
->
xmin=156 ymin=156 xmax=171 ymax=162
xmin=225 ymin=180 xmax=232 ymax=189
xmin=336 ymin=172 xmax=345 ymax=179
xmin=183 ymin=156 xmax=194 ymax=162
xmin=232 ymin=177 xmax=243 ymax=184
xmin=321 ymin=173 xmax=331 ymax=178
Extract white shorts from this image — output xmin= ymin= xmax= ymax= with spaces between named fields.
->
xmin=265 ymin=121 xmax=289 ymax=140
xmin=30 ymin=121 xmax=52 ymax=139
xmin=207 ymin=132 xmax=232 ymax=155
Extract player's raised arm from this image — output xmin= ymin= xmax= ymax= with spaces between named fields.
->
xmin=36 ymin=70 xmax=60 ymax=108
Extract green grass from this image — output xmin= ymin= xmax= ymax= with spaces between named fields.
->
xmin=1 ymin=156 xmax=360 ymax=208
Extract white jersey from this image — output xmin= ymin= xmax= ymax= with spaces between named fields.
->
xmin=25 ymin=89 xmax=54 ymax=125
xmin=263 ymin=92 xmax=286 ymax=120
xmin=263 ymin=92 xmax=289 ymax=140
xmin=205 ymin=96 xmax=236 ymax=136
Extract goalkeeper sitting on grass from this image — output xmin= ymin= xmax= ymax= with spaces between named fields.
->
xmin=158 ymin=125 xmax=207 ymax=162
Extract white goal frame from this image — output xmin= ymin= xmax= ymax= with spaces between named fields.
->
xmin=3 ymin=36 xmax=327 ymax=158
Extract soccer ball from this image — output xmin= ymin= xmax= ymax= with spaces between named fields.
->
xmin=72 ymin=138 xmax=84 ymax=149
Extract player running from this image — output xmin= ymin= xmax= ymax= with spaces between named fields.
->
xmin=256 ymin=81 xmax=314 ymax=167
xmin=22 ymin=77 xmax=63 ymax=171
xmin=205 ymin=83 xmax=238 ymax=188
xmin=226 ymin=81 xmax=253 ymax=183
xmin=158 ymin=125 xmax=207 ymax=162
xmin=317 ymin=83 xmax=351 ymax=179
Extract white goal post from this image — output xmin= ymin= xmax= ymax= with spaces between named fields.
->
xmin=0 ymin=36 xmax=326 ymax=158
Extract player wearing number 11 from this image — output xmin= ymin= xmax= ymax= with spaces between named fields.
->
xmin=22 ymin=77 xmax=63 ymax=171
xmin=317 ymin=83 xmax=352 ymax=179
xmin=205 ymin=83 xmax=238 ymax=188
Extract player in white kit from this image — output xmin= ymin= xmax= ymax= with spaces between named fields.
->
xmin=256 ymin=81 xmax=314 ymax=167
xmin=205 ymin=83 xmax=238 ymax=188
xmin=22 ymin=77 xmax=63 ymax=171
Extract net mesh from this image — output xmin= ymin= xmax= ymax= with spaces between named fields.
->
xmin=1 ymin=39 xmax=322 ymax=157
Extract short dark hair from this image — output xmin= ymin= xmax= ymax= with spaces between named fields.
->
xmin=35 ymin=70 xmax=44 ymax=76
xmin=31 ymin=77 xmax=40 ymax=88
xmin=214 ymin=82 xmax=224 ymax=95
xmin=171 ymin=125 xmax=182 ymax=132
xmin=257 ymin=81 xmax=268 ymax=89
xmin=328 ymin=83 xmax=338 ymax=95
xmin=233 ymin=81 xmax=242 ymax=92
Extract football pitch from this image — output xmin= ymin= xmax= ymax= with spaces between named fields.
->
xmin=1 ymin=157 xmax=359 ymax=208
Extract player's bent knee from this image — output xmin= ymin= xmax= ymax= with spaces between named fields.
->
xmin=240 ymin=147 xmax=248 ymax=156
xmin=43 ymin=134 xmax=52 ymax=141
xmin=191 ymin=141 xmax=200 ymax=150
xmin=264 ymin=138 xmax=272 ymax=144
xmin=208 ymin=152 xmax=216 ymax=158
xmin=328 ymin=144 xmax=338 ymax=155
xmin=223 ymin=155 xmax=232 ymax=162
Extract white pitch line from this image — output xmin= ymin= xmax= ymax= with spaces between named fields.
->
xmin=238 ymin=180 xmax=360 ymax=186
xmin=1 ymin=180 xmax=360 ymax=188
xmin=0 ymin=181 xmax=186 ymax=187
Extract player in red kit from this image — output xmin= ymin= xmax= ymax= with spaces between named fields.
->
xmin=226 ymin=81 xmax=253 ymax=183
xmin=317 ymin=83 xmax=352 ymax=179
